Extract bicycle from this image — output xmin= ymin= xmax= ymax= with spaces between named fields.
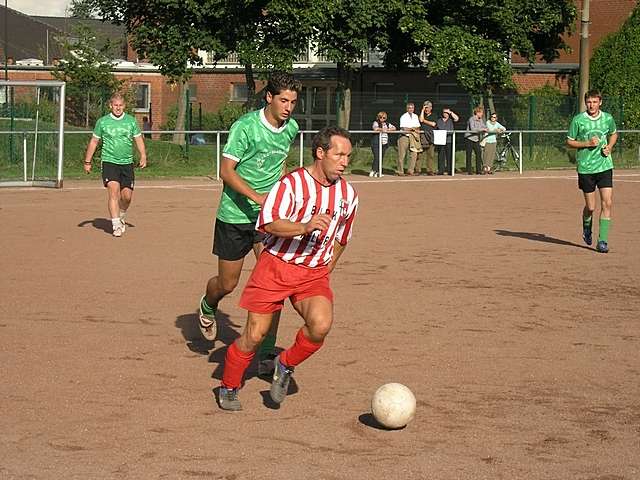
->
xmin=493 ymin=132 xmax=521 ymax=172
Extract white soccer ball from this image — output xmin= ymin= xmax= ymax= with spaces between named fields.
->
xmin=371 ymin=383 xmax=416 ymax=429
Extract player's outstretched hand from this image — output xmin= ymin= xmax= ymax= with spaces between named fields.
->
xmin=304 ymin=213 xmax=331 ymax=234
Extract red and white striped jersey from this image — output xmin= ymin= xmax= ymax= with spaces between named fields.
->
xmin=257 ymin=167 xmax=358 ymax=267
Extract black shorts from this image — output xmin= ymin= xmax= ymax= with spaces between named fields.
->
xmin=102 ymin=162 xmax=135 ymax=189
xmin=578 ymin=168 xmax=613 ymax=193
xmin=213 ymin=219 xmax=266 ymax=261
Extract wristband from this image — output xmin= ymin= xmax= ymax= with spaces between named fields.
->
xmin=84 ymin=161 xmax=92 ymax=165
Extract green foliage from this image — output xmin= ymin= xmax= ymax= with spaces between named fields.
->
xmin=591 ymin=5 xmax=640 ymax=128
xmin=160 ymin=102 xmax=246 ymax=141
xmin=51 ymin=24 xmax=122 ymax=127
xmin=511 ymin=85 xmax=574 ymax=130
xmin=69 ymin=0 xmax=100 ymax=18
xmin=386 ymin=0 xmax=577 ymax=93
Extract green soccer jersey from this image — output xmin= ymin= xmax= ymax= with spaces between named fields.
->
xmin=567 ymin=110 xmax=617 ymax=174
xmin=93 ymin=113 xmax=141 ymax=165
xmin=217 ymin=108 xmax=299 ymax=224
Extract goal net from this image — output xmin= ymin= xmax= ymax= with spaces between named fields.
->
xmin=0 ymin=80 xmax=66 ymax=188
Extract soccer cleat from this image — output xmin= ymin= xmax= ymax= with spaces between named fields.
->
xmin=218 ymin=386 xmax=242 ymax=411
xmin=369 ymin=171 xmax=375 ymax=177
xmin=583 ymin=226 xmax=593 ymax=246
xmin=270 ymin=355 xmax=294 ymax=404
xmin=112 ymin=225 xmax=124 ymax=237
xmin=596 ymin=240 xmax=609 ymax=253
xmin=198 ymin=295 xmax=217 ymax=341
xmin=257 ymin=353 xmax=277 ymax=377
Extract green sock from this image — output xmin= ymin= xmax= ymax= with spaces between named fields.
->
xmin=200 ymin=296 xmax=215 ymax=315
xmin=583 ymin=215 xmax=592 ymax=230
xmin=258 ymin=334 xmax=277 ymax=360
xmin=599 ymin=218 xmax=611 ymax=242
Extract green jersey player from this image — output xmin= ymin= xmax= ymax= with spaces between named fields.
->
xmin=198 ymin=72 xmax=302 ymax=376
xmin=84 ymin=93 xmax=147 ymax=237
xmin=567 ymin=90 xmax=618 ymax=253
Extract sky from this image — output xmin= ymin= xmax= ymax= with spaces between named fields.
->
xmin=7 ymin=0 xmax=70 ymax=17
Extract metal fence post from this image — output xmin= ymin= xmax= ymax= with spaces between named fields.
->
xmin=451 ymin=131 xmax=456 ymax=176
xmin=299 ymin=132 xmax=304 ymax=167
xmin=216 ymin=131 xmax=221 ymax=181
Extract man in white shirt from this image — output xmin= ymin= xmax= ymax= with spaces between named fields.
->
xmin=397 ymin=103 xmax=421 ymax=176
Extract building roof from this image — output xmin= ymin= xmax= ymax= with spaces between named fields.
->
xmin=0 ymin=5 xmax=65 ymax=62
xmin=32 ymin=16 xmax=126 ymax=42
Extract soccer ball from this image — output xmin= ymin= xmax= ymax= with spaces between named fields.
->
xmin=371 ymin=383 xmax=416 ymax=429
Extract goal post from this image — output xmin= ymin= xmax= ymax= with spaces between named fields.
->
xmin=0 ymin=80 xmax=66 ymax=188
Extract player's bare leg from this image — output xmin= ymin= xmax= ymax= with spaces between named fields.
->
xmin=270 ymin=296 xmax=333 ymax=404
xmin=252 ymin=242 xmax=281 ymax=375
xmin=118 ymin=187 xmax=132 ymax=230
xmin=581 ymin=191 xmax=596 ymax=246
xmin=198 ymin=257 xmax=245 ymax=341
xmin=107 ymin=181 xmax=124 ymax=237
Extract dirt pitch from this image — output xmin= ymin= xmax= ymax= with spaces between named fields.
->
xmin=1 ymin=171 xmax=639 ymax=480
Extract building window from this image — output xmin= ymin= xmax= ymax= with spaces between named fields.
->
xmin=188 ymin=83 xmax=197 ymax=101
xmin=373 ymin=83 xmax=394 ymax=104
xmin=133 ymin=83 xmax=150 ymax=112
xmin=231 ymin=83 xmax=248 ymax=102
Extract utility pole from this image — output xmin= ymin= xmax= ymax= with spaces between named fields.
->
xmin=578 ymin=0 xmax=590 ymax=112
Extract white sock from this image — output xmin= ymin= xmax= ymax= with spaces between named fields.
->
xmin=119 ymin=209 xmax=127 ymax=224
xmin=111 ymin=218 xmax=122 ymax=230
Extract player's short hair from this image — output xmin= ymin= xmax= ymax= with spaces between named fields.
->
xmin=312 ymin=126 xmax=351 ymax=160
xmin=585 ymin=89 xmax=602 ymax=101
xmin=265 ymin=72 xmax=302 ymax=98
xmin=110 ymin=93 xmax=125 ymax=103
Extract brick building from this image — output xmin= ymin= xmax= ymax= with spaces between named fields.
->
xmin=1 ymin=2 xmax=636 ymax=129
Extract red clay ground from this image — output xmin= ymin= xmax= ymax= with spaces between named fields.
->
xmin=1 ymin=171 xmax=639 ymax=479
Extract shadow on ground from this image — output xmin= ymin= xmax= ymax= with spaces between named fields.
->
xmin=78 ymin=218 xmax=134 ymax=234
xmin=494 ymin=229 xmax=592 ymax=251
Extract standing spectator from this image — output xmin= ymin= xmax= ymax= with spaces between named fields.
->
xmin=418 ymin=101 xmax=437 ymax=175
xmin=483 ymin=112 xmax=506 ymax=174
xmin=566 ymin=90 xmax=618 ymax=253
xmin=83 ymin=93 xmax=147 ymax=237
xmin=369 ymin=111 xmax=396 ymax=177
xmin=464 ymin=106 xmax=488 ymax=175
xmin=397 ymin=102 xmax=421 ymax=176
xmin=217 ymin=126 xmax=359 ymax=411
xmin=142 ymin=116 xmax=152 ymax=139
xmin=435 ymin=107 xmax=459 ymax=175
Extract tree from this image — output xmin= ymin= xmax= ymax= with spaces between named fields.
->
xmin=591 ymin=5 xmax=640 ymax=128
xmin=93 ymin=0 xmax=314 ymax=142
xmin=310 ymin=1 xmax=403 ymax=128
xmin=385 ymin=0 xmax=576 ymax=110
xmin=68 ymin=0 xmax=100 ymax=19
xmin=51 ymin=24 xmax=122 ymax=127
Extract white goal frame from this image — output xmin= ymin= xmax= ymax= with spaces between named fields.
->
xmin=0 ymin=80 xmax=66 ymax=188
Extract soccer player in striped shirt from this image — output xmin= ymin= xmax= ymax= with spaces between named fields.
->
xmin=566 ymin=90 xmax=618 ymax=253
xmin=217 ymin=126 xmax=359 ymax=411
xmin=197 ymin=73 xmax=301 ymax=376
